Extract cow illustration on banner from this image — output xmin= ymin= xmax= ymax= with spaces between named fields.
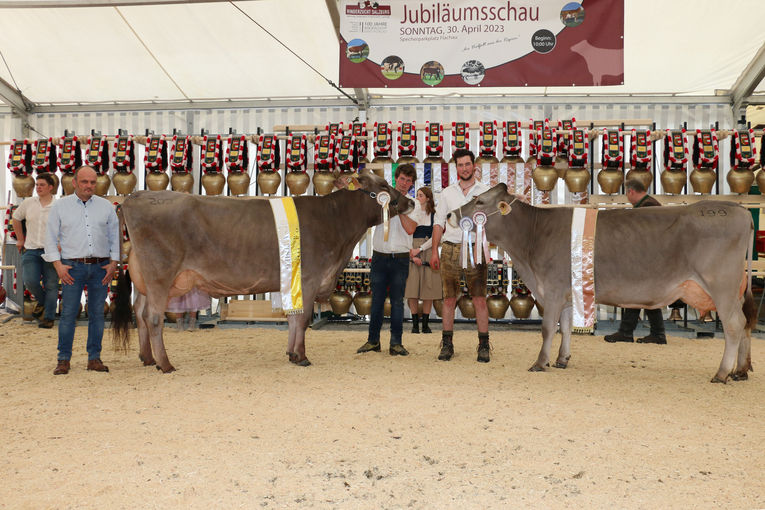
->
xmin=339 ymin=0 xmax=623 ymax=88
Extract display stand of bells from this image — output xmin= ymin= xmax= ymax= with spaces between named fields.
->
xmin=227 ymin=171 xmax=250 ymax=196
xmin=201 ymin=173 xmax=225 ymax=195
xmin=11 ymin=175 xmax=35 ymax=198
xmin=171 ymin=173 xmax=194 ymax=193
xmin=256 ymin=170 xmax=280 ymax=195
xmin=689 ymin=168 xmax=716 ymax=194
xmin=597 ymin=168 xmax=624 ymax=194
xmin=383 ymin=296 xmax=392 ymax=317
xmin=286 ymin=172 xmax=310 ymax=195
xmin=94 ymin=173 xmax=111 ymax=196
xmin=457 ymin=295 xmax=476 ymax=319
xmin=353 ymin=291 xmax=372 ymax=316
xmin=329 ymin=289 xmax=353 ymax=316
xmin=564 ymin=168 xmax=590 ymax=193
xmin=486 ymin=294 xmax=510 ymax=320
xmin=509 ymin=293 xmax=534 ymax=319
xmin=625 ymin=168 xmax=653 ymax=191
xmin=113 ymin=172 xmax=137 ymax=195
xmin=432 ymin=299 xmax=443 ymax=317
xmin=61 ymin=173 xmax=75 ymax=195
xmin=146 ymin=172 xmax=169 ymax=191
xmin=532 ymin=165 xmax=558 ymax=192
xmin=660 ymin=169 xmax=686 ymax=194
xmin=312 ymin=171 xmax=336 ymax=196
xmin=727 ymin=168 xmax=755 ymax=194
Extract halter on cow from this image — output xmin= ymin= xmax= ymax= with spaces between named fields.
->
xmin=111 ymin=169 xmax=413 ymax=372
xmin=450 ymin=183 xmax=756 ymax=383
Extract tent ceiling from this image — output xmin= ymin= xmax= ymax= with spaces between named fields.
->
xmin=0 ymin=0 xmax=763 ymax=113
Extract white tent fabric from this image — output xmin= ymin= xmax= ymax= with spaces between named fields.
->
xmin=0 ymin=0 xmax=763 ymax=107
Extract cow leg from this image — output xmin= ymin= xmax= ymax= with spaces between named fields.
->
xmin=530 ymin=301 xmax=563 ymax=372
xmin=553 ymin=304 xmax=573 ymax=369
xmin=712 ymin=300 xmax=746 ymax=384
xmin=731 ymin=330 xmax=752 ymax=381
xmin=286 ymin=310 xmax=312 ymax=367
xmin=143 ymin=296 xmax=174 ymax=373
xmin=133 ymin=293 xmax=155 ymax=366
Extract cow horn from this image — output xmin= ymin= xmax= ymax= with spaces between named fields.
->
xmin=498 ymin=201 xmax=512 ymax=215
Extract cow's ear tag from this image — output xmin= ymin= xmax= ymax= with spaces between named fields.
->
xmin=498 ymin=201 xmax=511 ymax=215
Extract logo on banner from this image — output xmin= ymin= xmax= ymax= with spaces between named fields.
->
xmin=346 ymin=2 xmax=392 ymax=16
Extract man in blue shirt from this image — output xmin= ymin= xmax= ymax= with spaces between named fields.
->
xmin=45 ymin=166 xmax=120 ymax=375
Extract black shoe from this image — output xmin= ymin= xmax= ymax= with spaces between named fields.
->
xmin=38 ymin=319 xmax=54 ymax=329
xmin=389 ymin=344 xmax=409 ymax=356
xmin=604 ymin=332 xmax=634 ymax=343
xmin=411 ymin=314 xmax=420 ymax=334
xmin=477 ymin=342 xmax=491 ymax=363
xmin=356 ymin=341 xmax=381 ymax=353
xmin=421 ymin=316 xmax=432 ymax=334
xmin=637 ymin=334 xmax=667 ymax=345
xmin=438 ymin=341 xmax=454 ymax=361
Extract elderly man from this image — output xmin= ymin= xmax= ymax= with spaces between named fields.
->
xmin=45 ymin=166 xmax=120 ymax=375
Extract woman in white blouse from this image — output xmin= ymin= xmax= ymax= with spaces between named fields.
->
xmin=405 ymin=186 xmax=443 ymax=333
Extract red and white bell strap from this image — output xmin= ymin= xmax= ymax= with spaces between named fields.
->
xmin=349 ymin=122 xmax=367 ymax=159
xmin=57 ymin=136 xmax=80 ymax=174
xmin=571 ymin=207 xmax=598 ymax=328
xmin=7 ymin=139 xmax=29 ymax=176
xmin=602 ymin=129 xmax=624 ymax=168
xmin=373 ymin=121 xmax=392 ymax=158
xmin=32 ymin=138 xmax=56 ymax=174
xmin=693 ymin=129 xmax=718 ymax=168
xmin=557 ymin=118 xmax=576 ymax=158
xmin=732 ymin=128 xmax=756 ymax=170
xmin=257 ymin=135 xmax=278 ymax=171
xmin=314 ymin=134 xmax=335 ymax=167
xmin=568 ymin=128 xmax=588 ymax=168
xmin=226 ymin=134 xmax=248 ymax=172
xmin=397 ymin=121 xmax=416 ymax=157
xmin=144 ymin=134 xmax=167 ymax=171
xmin=630 ymin=129 xmax=652 ymax=168
xmin=86 ymin=135 xmax=108 ymax=174
xmin=478 ymin=121 xmax=497 ymax=157
xmin=451 ymin=122 xmax=470 ymax=154
xmin=286 ymin=133 xmax=307 ymax=170
xmin=112 ymin=134 xmax=135 ymax=173
xmin=201 ymin=134 xmax=222 ymax=174
xmin=665 ymin=129 xmax=688 ymax=169
xmin=170 ymin=135 xmax=192 ymax=174
xmin=425 ymin=121 xmax=443 ymax=158
xmin=502 ymin=121 xmax=522 ymax=157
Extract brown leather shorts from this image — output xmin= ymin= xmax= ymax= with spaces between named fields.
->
xmin=439 ymin=242 xmax=488 ymax=299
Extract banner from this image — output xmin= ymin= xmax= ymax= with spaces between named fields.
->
xmin=339 ymin=0 xmax=623 ymax=88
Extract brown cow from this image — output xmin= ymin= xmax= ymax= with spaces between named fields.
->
xmin=451 ymin=184 xmax=756 ymax=383
xmin=112 ymin=170 xmax=413 ymax=372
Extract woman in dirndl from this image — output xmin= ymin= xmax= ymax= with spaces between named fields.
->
xmin=405 ymin=186 xmax=443 ymax=333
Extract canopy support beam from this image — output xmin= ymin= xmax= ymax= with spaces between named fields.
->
xmin=324 ymin=0 xmax=368 ymax=111
xmin=730 ymin=42 xmax=765 ymax=121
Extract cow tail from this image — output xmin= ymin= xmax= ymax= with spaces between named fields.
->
xmin=111 ymin=205 xmax=133 ymax=353
xmin=743 ymin=220 xmax=757 ymax=331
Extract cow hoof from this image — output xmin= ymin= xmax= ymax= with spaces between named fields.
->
xmin=287 ymin=352 xmax=299 ymax=364
xmin=730 ymin=371 xmax=749 ymax=381
xmin=296 ymin=359 xmax=312 ymax=367
xmin=528 ymin=364 xmax=546 ymax=372
xmin=710 ymin=375 xmax=728 ymax=384
xmin=141 ymin=358 xmax=156 ymax=366
xmin=553 ymin=361 xmax=568 ymax=369
xmin=156 ymin=365 xmax=176 ymax=373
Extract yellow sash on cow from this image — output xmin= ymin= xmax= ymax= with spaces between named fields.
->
xmin=571 ymin=208 xmax=598 ymax=331
xmin=269 ymin=197 xmax=304 ymax=315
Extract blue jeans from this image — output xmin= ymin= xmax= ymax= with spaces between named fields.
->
xmin=57 ymin=260 xmax=108 ymax=361
xmin=21 ymin=248 xmax=58 ymax=321
xmin=367 ymin=254 xmax=409 ymax=346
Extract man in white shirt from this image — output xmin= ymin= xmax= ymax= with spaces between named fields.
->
xmin=357 ymin=164 xmax=417 ymax=356
xmin=430 ymin=149 xmax=492 ymax=362
xmin=12 ymin=173 xmax=58 ymax=328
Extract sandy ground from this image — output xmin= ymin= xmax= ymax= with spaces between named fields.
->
xmin=2 ymin=316 xmax=765 ymax=510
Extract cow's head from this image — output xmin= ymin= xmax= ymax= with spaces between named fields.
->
xmin=353 ymin=168 xmax=415 ymax=217
xmin=447 ymin=183 xmax=513 ymax=232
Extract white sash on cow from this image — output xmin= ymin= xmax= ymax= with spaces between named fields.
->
xmin=269 ymin=197 xmax=304 ymax=315
xmin=571 ymin=207 xmax=598 ymax=330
